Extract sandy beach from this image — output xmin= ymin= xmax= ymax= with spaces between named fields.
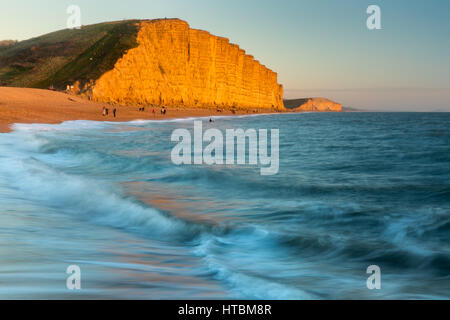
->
xmin=0 ymin=87 xmax=274 ymax=133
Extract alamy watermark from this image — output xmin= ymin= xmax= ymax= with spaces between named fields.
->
xmin=366 ymin=265 xmax=381 ymax=290
xmin=67 ymin=5 xmax=81 ymax=29
xmin=171 ymin=121 xmax=279 ymax=175
xmin=366 ymin=5 xmax=382 ymax=30
xmin=66 ymin=265 xmax=81 ymax=290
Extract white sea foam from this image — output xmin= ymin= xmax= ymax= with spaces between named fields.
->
xmin=1 ymin=112 xmax=448 ymax=299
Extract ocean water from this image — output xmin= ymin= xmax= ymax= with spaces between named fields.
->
xmin=0 ymin=112 xmax=449 ymax=299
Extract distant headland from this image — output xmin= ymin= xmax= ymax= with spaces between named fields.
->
xmin=284 ymin=98 xmax=342 ymax=112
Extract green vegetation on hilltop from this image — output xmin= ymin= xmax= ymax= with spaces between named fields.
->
xmin=0 ymin=20 xmax=140 ymax=89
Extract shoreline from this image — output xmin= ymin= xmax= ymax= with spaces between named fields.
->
xmin=0 ymin=87 xmax=283 ymax=133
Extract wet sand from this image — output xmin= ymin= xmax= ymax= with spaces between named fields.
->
xmin=0 ymin=87 xmax=277 ymax=133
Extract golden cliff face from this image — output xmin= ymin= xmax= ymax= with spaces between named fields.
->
xmin=91 ymin=19 xmax=284 ymax=110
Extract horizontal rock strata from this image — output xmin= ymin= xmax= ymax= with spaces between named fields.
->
xmin=91 ymin=19 xmax=284 ymax=110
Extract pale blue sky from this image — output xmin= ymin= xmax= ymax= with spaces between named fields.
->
xmin=1 ymin=0 xmax=449 ymax=110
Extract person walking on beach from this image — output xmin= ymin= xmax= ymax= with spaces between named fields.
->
xmin=152 ymin=108 xmax=156 ymax=117
xmin=113 ymin=108 xmax=117 ymax=118
xmin=102 ymin=106 xmax=106 ymax=116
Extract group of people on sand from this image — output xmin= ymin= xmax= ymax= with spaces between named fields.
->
xmin=101 ymin=105 xmax=170 ymax=118
xmin=99 ymin=105 xmax=218 ymax=122
xmin=102 ymin=106 xmax=117 ymax=118
xmin=139 ymin=106 xmax=167 ymax=116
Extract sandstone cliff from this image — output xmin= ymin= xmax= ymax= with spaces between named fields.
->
xmin=90 ymin=19 xmax=284 ymax=110
xmin=284 ymin=98 xmax=342 ymax=112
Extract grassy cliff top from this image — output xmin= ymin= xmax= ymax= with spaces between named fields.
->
xmin=0 ymin=20 xmax=140 ymax=89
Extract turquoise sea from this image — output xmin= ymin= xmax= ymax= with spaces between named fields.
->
xmin=0 ymin=112 xmax=449 ymax=299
